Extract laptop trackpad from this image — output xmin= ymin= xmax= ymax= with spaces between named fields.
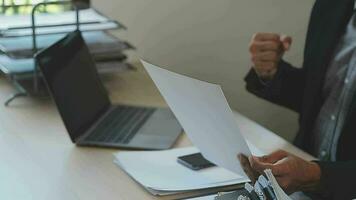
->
xmin=129 ymin=108 xmax=182 ymax=149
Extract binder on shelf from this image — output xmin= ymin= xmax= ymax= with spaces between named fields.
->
xmin=0 ymin=54 xmax=132 ymax=76
xmin=96 ymin=61 xmax=134 ymax=74
xmin=0 ymin=54 xmax=34 ymax=75
xmin=0 ymin=8 xmax=124 ymax=37
xmin=0 ymin=31 xmax=134 ymax=59
xmin=93 ymin=52 xmax=128 ymax=62
xmin=0 ymin=1 xmax=134 ymax=106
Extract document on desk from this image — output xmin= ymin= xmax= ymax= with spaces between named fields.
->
xmin=142 ymin=60 xmax=257 ymax=177
xmin=114 ymin=147 xmax=249 ymax=195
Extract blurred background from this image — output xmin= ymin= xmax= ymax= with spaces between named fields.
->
xmin=92 ymin=0 xmax=315 ymax=142
xmin=1 ymin=0 xmax=315 ymax=141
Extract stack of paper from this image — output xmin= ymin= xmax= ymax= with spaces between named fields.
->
xmin=0 ymin=31 xmax=133 ymax=59
xmin=0 ymin=31 xmax=134 ymax=76
xmin=0 ymin=7 xmax=135 ymax=106
xmin=0 ymin=54 xmax=132 ymax=76
xmin=114 ymin=147 xmax=250 ymax=196
xmin=114 ymin=61 xmax=267 ymax=196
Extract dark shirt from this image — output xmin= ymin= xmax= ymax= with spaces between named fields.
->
xmin=244 ymin=0 xmax=356 ymax=199
xmin=312 ymin=3 xmax=356 ymax=161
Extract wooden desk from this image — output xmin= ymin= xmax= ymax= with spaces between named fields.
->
xmin=0 ymin=64 xmax=314 ymax=200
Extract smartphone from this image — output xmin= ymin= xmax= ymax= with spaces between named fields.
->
xmin=177 ymin=153 xmax=216 ymax=170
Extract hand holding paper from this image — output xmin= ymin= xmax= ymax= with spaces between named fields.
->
xmin=141 ymin=60 xmax=257 ymax=177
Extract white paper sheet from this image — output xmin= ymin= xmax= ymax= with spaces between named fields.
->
xmin=114 ymin=147 xmax=249 ymax=192
xmin=141 ymin=60 xmax=252 ymax=177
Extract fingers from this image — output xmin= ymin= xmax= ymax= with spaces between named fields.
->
xmin=253 ymin=33 xmax=280 ymax=42
xmin=251 ymin=33 xmax=291 ymax=49
xmin=250 ymin=33 xmax=283 ymax=54
xmin=249 ymin=33 xmax=292 ymax=79
xmin=249 ymin=41 xmax=280 ymax=53
xmin=259 ymin=150 xmax=289 ymax=164
xmin=251 ymin=51 xmax=280 ymax=62
xmin=238 ymin=154 xmax=259 ymax=182
xmin=249 ymin=156 xmax=273 ymax=174
xmin=239 ymin=152 xmax=294 ymax=194
xmin=253 ymin=62 xmax=277 ymax=73
xmin=249 ymin=155 xmax=289 ymax=176
xmin=280 ymin=35 xmax=292 ymax=51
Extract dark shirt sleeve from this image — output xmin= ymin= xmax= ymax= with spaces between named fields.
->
xmin=310 ymin=161 xmax=356 ymax=199
xmin=244 ymin=60 xmax=306 ymax=113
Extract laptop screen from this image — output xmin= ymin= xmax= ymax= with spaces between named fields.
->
xmin=36 ymin=31 xmax=110 ymax=142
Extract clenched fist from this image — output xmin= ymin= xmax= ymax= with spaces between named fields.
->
xmin=249 ymin=33 xmax=292 ymax=80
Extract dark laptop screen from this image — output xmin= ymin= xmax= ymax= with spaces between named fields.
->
xmin=36 ymin=31 xmax=110 ymax=142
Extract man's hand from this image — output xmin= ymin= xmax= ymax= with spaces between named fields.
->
xmin=249 ymin=33 xmax=292 ymax=80
xmin=238 ymin=150 xmax=321 ymax=194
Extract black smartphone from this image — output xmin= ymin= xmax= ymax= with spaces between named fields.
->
xmin=177 ymin=153 xmax=216 ymax=170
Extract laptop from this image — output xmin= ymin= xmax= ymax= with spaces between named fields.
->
xmin=35 ymin=30 xmax=182 ymax=150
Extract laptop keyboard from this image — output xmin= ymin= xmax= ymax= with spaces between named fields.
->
xmin=85 ymin=106 xmax=155 ymax=144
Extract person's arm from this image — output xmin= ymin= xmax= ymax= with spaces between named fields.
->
xmin=245 ymin=60 xmax=306 ymax=113
xmin=239 ymin=150 xmax=321 ymax=195
xmin=239 ymin=150 xmax=356 ymax=199
xmin=245 ymin=33 xmax=306 ymax=113
xmin=313 ymin=161 xmax=356 ymax=199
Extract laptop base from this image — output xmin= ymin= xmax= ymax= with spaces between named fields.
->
xmin=77 ymin=107 xmax=182 ymax=150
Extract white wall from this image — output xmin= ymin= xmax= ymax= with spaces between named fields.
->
xmin=92 ymin=0 xmax=315 ymax=141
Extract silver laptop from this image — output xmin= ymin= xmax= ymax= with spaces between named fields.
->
xmin=36 ymin=30 xmax=182 ymax=150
